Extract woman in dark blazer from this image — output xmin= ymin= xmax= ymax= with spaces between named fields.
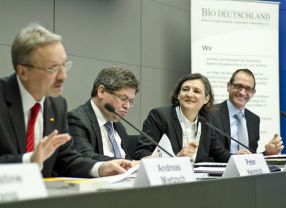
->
xmin=135 ymin=73 xmax=231 ymax=162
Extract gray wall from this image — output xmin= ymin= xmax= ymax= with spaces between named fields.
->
xmin=0 ymin=0 xmax=190 ymax=134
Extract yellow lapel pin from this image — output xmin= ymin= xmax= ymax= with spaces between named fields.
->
xmin=50 ymin=117 xmax=55 ymax=122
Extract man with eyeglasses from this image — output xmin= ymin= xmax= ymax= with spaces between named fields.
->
xmin=209 ymin=69 xmax=283 ymax=156
xmin=0 ymin=23 xmax=134 ymax=177
xmin=68 ymin=66 xmax=139 ymax=160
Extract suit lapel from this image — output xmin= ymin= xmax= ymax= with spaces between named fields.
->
xmin=221 ymin=101 xmax=231 ymax=147
xmin=43 ymin=98 xmax=56 ymax=136
xmin=6 ymin=74 xmax=26 ymax=153
xmin=113 ymin=122 xmax=130 ymax=157
xmin=84 ymin=100 xmax=104 ymax=154
xmin=245 ymin=110 xmax=253 ymax=145
xmin=171 ymin=107 xmax=183 ymax=149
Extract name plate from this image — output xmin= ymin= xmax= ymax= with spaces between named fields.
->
xmin=0 ymin=163 xmax=47 ymax=202
xmin=223 ymin=154 xmax=269 ymax=178
xmin=134 ymin=157 xmax=196 ymax=187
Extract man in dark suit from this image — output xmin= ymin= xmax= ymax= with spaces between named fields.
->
xmin=0 ymin=23 xmax=133 ymax=178
xmin=210 ymin=69 xmax=283 ymax=155
xmin=68 ymin=66 xmax=139 ymax=160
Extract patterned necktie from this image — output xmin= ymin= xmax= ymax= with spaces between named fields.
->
xmin=104 ymin=121 xmax=122 ymax=158
xmin=26 ymin=103 xmax=41 ymax=152
xmin=235 ymin=112 xmax=249 ymax=150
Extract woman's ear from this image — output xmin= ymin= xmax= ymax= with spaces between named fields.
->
xmin=204 ymin=95 xmax=210 ymax=104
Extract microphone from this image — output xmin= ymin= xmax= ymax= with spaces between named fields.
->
xmin=281 ymin=112 xmax=286 ymax=118
xmin=104 ymin=103 xmax=174 ymax=157
xmin=198 ymin=116 xmax=255 ymax=153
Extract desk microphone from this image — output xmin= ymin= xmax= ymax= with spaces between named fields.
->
xmin=198 ymin=116 xmax=255 ymax=153
xmin=104 ymin=103 xmax=174 ymax=157
xmin=281 ymin=112 xmax=286 ymax=118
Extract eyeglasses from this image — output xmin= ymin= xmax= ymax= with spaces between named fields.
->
xmin=107 ymin=91 xmax=135 ymax=108
xmin=22 ymin=60 xmax=73 ymax=74
xmin=231 ymin=83 xmax=255 ymax=94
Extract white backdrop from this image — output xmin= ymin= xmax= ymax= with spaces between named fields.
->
xmin=191 ymin=0 xmax=280 ymax=152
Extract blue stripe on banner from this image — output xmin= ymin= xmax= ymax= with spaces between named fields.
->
xmin=278 ymin=0 xmax=286 ymax=153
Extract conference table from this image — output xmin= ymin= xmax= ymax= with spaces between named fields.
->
xmin=0 ymin=171 xmax=285 ymax=208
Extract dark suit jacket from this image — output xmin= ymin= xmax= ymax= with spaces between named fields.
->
xmin=68 ymin=100 xmax=131 ymax=160
xmin=134 ymin=106 xmax=231 ymax=162
xmin=209 ymin=101 xmax=260 ymax=152
xmin=0 ymin=74 xmax=96 ymax=177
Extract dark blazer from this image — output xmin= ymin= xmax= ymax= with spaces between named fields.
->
xmin=209 ymin=100 xmax=260 ymax=152
xmin=68 ymin=100 xmax=131 ymax=160
xmin=134 ymin=106 xmax=231 ymax=162
xmin=0 ymin=74 xmax=96 ymax=178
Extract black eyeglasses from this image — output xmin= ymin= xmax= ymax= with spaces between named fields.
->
xmin=231 ymin=83 xmax=255 ymax=94
xmin=22 ymin=60 xmax=73 ymax=74
xmin=107 ymin=91 xmax=135 ymax=108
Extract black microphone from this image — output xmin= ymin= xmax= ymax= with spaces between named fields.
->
xmin=198 ymin=116 xmax=255 ymax=153
xmin=281 ymin=112 xmax=286 ymax=118
xmin=104 ymin=103 xmax=174 ymax=157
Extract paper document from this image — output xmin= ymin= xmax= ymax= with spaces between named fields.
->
xmin=95 ymin=165 xmax=139 ymax=184
xmin=151 ymin=134 xmax=175 ymax=157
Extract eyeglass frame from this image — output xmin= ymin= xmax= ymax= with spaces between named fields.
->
xmin=106 ymin=90 xmax=135 ymax=108
xmin=230 ymin=82 xmax=255 ymax=94
xmin=21 ymin=60 xmax=73 ymax=73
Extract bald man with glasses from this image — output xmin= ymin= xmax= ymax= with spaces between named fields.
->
xmin=208 ymin=69 xmax=283 ymax=156
xmin=68 ymin=66 xmax=139 ymax=161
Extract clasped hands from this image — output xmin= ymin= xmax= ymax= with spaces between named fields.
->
xmin=177 ymin=141 xmax=198 ymax=158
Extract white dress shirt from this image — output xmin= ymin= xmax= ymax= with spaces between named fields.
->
xmin=90 ymin=99 xmax=126 ymax=158
xmin=227 ymin=100 xmax=248 ymax=153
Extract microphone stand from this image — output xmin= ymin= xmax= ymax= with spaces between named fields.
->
xmin=104 ymin=103 xmax=174 ymax=157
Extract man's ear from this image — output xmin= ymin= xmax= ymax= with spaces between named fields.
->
xmin=227 ymin=82 xmax=231 ymax=93
xmin=16 ymin=65 xmax=28 ymax=81
xmin=97 ymin=85 xmax=106 ymax=99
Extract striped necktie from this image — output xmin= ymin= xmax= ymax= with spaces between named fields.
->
xmin=104 ymin=121 xmax=122 ymax=158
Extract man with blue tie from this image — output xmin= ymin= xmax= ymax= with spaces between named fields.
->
xmin=209 ymin=69 xmax=283 ymax=155
xmin=68 ymin=66 xmax=139 ymax=160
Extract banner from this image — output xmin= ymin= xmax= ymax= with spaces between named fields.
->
xmin=191 ymin=0 xmax=280 ymax=151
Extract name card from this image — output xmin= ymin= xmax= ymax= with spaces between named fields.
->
xmin=223 ymin=154 xmax=269 ymax=178
xmin=134 ymin=157 xmax=196 ymax=187
xmin=0 ymin=163 xmax=47 ymax=202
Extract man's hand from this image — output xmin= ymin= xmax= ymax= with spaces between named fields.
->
xmin=236 ymin=149 xmax=251 ymax=154
xmin=177 ymin=141 xmax=198 ymax=157
xmin=31 ymin=130 xmax=71 ymax=164
xmin=98 ymin=159 xmax=133 ymax=177
xmin=265 ymin=134 xmax=284 ymax=155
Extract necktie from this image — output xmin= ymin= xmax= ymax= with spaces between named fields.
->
xmin=104 ymin=121 xmax=122 ymax=158
xmin=235 ymin=112 xmax=249 ymax=150
xmin=26 ymin=103 xmax=41 ymax=152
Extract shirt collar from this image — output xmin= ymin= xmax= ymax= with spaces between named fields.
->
xmin=90 ymin=99 xmax=110 ymax=127
xmin=17 ymin=75 xmax=45 ymax=114
xmin=176 ymin=106 xmax=198 ymax=127
xmin=227 ymin=99 xmax=245 ymax=117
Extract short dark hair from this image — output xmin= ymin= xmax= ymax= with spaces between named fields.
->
xmin=229 ymin=68 xmax=256 ymax=90
xmin=91 ymin=66 xmax=139 ymax=97
xmin=171 ymin=73 xmax=214 ymax=111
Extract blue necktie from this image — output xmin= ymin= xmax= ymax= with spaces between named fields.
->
xmin=235 ymin=112 xmax=249 ymax=150
xmin=104 ymin=121 xmax=122 ymax=158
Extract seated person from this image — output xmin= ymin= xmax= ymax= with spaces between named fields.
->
xmin=209 ymin=68 xmax=283 ymax=155
xmin=0 ymin=23 xmax=133 ymax=178
xmin=68 ymin=66 xmax=139 ymax=160
xmin=134 ymin=73 xmax=231 ymax=162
